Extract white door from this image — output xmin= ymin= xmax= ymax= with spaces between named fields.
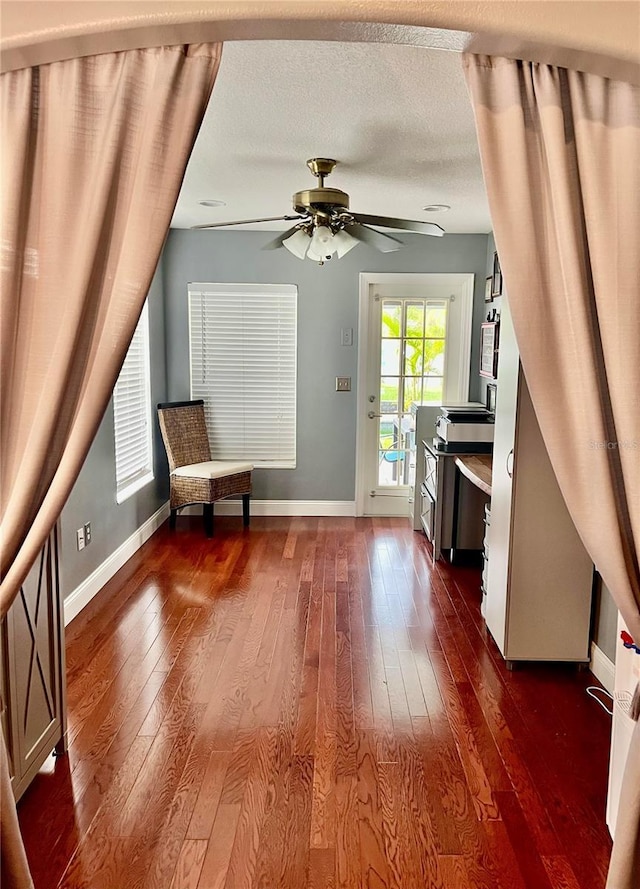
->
xmin=356 ymin=273 xmax=474 ymax=516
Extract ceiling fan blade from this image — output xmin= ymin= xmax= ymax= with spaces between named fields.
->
xmin=351 ymin=212 xmax=445 ymax=237
xmin=262 ymin=225 xmax=304 ymax=250
xmin=190 ymin=214 xmax=304 ymax=231
xmin=347 ymin=223 xmax=403 ymax=253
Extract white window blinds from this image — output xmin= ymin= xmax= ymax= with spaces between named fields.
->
xmin=113 ymin=302 xmax=154 ymax=503
xmin=188 ymin=283 xmax=297 ymax=469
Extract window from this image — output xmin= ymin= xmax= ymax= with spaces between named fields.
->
xmin=188 ymin=283 xmax=297 ymax=469
xmin=113 ymin=301 xmax=153 ymax=503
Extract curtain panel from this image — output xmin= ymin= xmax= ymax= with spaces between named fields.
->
xmin=463 ymin=54 xmax=639 ymax=889
xmin=1 ymin=42 xmax=222 ymax=889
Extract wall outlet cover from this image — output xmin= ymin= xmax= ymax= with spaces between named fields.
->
xmin=84 ymin=522 xmax=91 ymax=545
xmin=340 ymin=327 xmax=353 ymax=346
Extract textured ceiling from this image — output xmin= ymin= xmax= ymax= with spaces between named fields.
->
xmin=172 ymin=40 xmax=491 ymax=234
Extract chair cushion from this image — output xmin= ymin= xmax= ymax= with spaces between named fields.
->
xmin=172 ymin=461 xmax=253 ymax=480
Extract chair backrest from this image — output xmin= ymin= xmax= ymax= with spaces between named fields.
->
xmin=157 ymin=399 xmax=211 ymax=471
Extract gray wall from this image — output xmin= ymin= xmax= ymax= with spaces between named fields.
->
xmin=60 ymin=266 xmax=169 ymax=600
xmin=162 ymin=229 xmax=490 ymax=502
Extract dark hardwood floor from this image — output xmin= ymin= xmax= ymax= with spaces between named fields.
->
xmin=18 ymin=516 xmax=612 ymax=888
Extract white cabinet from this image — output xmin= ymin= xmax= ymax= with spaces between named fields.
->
xmin=412 ymin=406 xmax=440 ymax=531
xmin=484 ymin=297 xmax=593 ymax=664
xmin=1 ymin=527 xmax=67 ymax=800
xmin=607 ymin=614 xmax=639 ymax=836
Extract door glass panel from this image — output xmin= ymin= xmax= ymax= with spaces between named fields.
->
xmin=425 ymin=305 xmax=447 ymax=338
xmin=404 ymin=383 xmax=422 ymax=412
xmin=404 ymin=339 xmax=424 ymax=377
xmin=378 ymin=415 xmax=397 ymax=441
xmin=378 ymin=448 xmax=407 ymax=486
xmin=423 ymin=344 xmax=445 ymax=376
xmin=380 ymin=377 xmax=399 ymax=413
xmin=380 ymin=340 xmax=400 ymax=376
xmin=381 ymin=302 xmax=401 ymax=337
xmin=378 ymin=413 xmax=399 ymax=487
xmin=405 ymin=303 xmax=424 ymax=337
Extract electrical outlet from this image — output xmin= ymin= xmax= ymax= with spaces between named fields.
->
xmin=76 ymin=528 xmax=85 ymax=551
xmin=84 ymin=522 xmax=91 ymax=545
xmin=336 ymin=376 xmax=351 ymax=392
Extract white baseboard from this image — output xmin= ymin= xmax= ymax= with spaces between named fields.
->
xmin=182 ymin=500 xmax=356 ymax=517
xmin=590 ymin=641 xmax=615 ymax=694
xmin=64 ymin=502 xmax=170 ymax=626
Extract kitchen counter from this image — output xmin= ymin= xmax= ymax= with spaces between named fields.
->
xmin=455 ymin=455 xmax=493 ymax=497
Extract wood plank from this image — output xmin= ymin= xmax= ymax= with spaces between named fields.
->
xmin=196 ymin=803 xmax=241 ymax=889
xmin=169 ymin=840 xmax=208 ymax=889
xmin=356 ymin=732 xmax=391 ymax=888
xmin=186 ymin=750 xmax=231 ymax=840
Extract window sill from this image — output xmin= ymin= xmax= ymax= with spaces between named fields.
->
xmin=116 ymin=471 xmax=154 ymax=504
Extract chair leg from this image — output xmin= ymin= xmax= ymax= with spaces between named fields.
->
xmin=169 ymin=509 xmax=177 ymax=530
xmin=203 ymin=503 xmax=214 ymax=538
xmin=242 ymin=494 xmax=250 ymax=527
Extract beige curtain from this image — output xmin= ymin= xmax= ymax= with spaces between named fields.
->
xmin=1 ymin=43 xmax=222 ymax=888
xmin=463 ymin=55 xmax=639 ymax=889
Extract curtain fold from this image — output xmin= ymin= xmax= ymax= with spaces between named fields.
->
xmin=1 ymin=42 xmax=222 ymax=888
xmin=463 ymin=54 xmax=640 ymax=889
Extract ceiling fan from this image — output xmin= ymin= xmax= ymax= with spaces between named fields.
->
xmin=192 ymin=158 xmax=445 ymax=264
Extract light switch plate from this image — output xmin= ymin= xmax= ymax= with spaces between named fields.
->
xmin=340 ymin=327 xmax=353 ymax=346
xmin=336 ymin=377 xmax=351 ymax=392
xmin=76 ymin=528 xmax=85 ymax=551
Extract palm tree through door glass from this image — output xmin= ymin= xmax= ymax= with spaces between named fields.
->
xmin=378 ymin=298 xmax=448 ymax=487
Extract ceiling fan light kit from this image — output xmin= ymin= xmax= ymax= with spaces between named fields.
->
xmin=282 ymin=228 xmax=311 ymax=259
xmin=193 ymin=158 xmax=445 ymax=264
xmin=333 ymin=228 xmax=359 ymax=258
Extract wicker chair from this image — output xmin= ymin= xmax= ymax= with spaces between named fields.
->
xmin=157 ymin=399 xmax=252 ymax=537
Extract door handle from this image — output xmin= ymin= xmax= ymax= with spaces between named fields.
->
xmin=368 ymin=411 xmax=382 ymax=419
xmin=506 ymin=449 xmax=514 ymax=478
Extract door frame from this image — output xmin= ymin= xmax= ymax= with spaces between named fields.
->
xmin=355 ymin=272 xmax=475 ymax=517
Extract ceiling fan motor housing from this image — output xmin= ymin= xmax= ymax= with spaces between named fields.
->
xmin=292 ymin=187 xmax=350 ymax=216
